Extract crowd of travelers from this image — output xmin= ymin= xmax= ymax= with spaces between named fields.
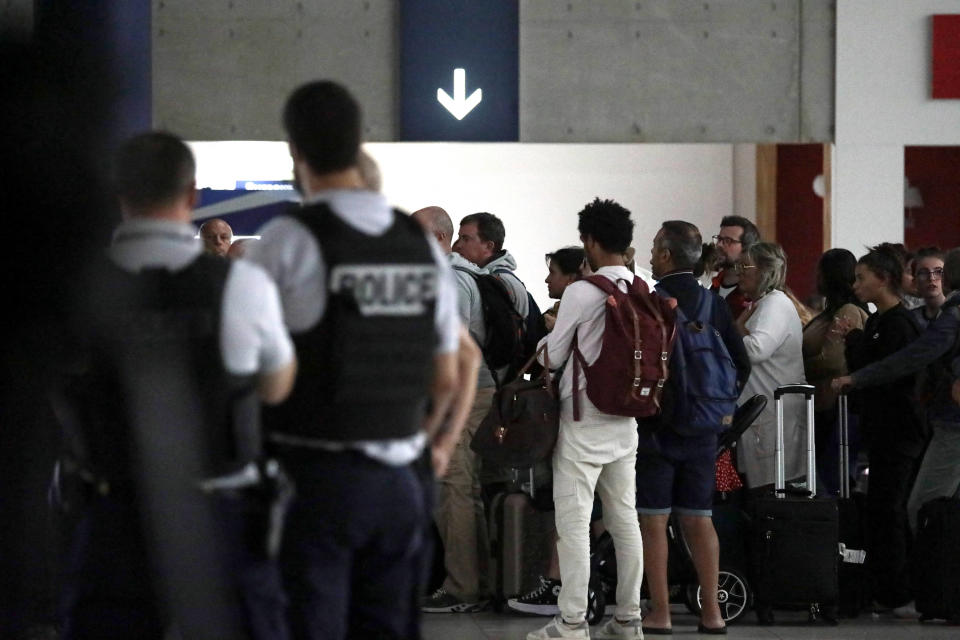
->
xmin=49 ymin=78 xmax=960 ymax=640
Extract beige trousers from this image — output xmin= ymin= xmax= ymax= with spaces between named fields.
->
xmin=434 ymin=387 xmax=495 ymax=601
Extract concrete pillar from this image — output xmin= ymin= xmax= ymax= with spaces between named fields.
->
xmin=831 ymin=144 xmax=904 ymax=255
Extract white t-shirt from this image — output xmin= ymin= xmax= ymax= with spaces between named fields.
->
xmin=536 ymin=265 xmax=638 ymax=465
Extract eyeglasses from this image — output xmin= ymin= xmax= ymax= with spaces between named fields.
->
xmin=712 ymin=235 xmax=742 ymax=246
xmin=733 ymin=263 xmax=757 ymax=275
xmin=916 ymin=268 xmax=944 ymax=280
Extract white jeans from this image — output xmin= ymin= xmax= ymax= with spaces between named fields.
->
xmin=552 ymin=402 xmax=644 ymax=624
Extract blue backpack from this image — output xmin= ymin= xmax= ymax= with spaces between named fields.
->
xmin=656 ymin=285 xmax=739 ymax=435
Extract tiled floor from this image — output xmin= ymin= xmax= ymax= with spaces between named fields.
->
xmin=422 ymin=605 xmax=960 ymax=639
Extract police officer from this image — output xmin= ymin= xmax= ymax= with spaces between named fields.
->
xmin=246 ymin=81 xmax=460 ymax=640
xmin=61 ymin=132 xmax=296 ymax=640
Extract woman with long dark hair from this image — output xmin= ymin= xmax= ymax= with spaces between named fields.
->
xmin=802 ymin=249 xmax=869 ymax=494
xmin=838 ymin=244 xmax=926 ymax=617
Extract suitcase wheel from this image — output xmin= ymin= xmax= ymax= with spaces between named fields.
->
xmin=755 ymin=601 xmax=775 ymax=625
xmin=683 ymin=567 xmax=752 ymax=624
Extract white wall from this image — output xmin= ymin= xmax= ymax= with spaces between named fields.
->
xmin=837 ymin=1 xmax=960 ymax=146
xmin=191 ymin=142 xmax=738 ymax=309
xmin=368 ymin=143 xmax=734 ymax=308
xmin=732 ymin=144 xmax=757 ymax=221
xmin=832 ymin=145 xmax=905 ymax=252
xmin=833 ymin=0 xmax=960 ymax=253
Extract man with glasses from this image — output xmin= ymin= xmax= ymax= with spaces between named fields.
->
xmin=912 ymin=247 xmax=946 ymax=329
xmin=709 ymin=215 xmax=760 ymax=318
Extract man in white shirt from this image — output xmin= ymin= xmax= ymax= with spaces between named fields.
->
xmin=413 ymin=205 xmax=495 ymax=614
xmin=62 ymin=132 xmax=296 ymax=640
xmin=528 ymin=198 xmax=645 ymax=640
xmin=246 ymin=81 xmax=460 ymax=640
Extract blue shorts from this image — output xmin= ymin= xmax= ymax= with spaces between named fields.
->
xmin=635 ymin=429 xmax=717 ymax=517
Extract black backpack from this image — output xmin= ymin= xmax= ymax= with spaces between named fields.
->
xmin=455 ymin=267 xmax=526 ymax=374
xmin=455 ymin=268 xmax=547 ymax=381
xmin=502 ymin=271 xmax=547 ymax=365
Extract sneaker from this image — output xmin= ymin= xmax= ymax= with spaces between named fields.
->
xmin=421 ymin=586 xmax=486 ymax=613
xmin=892 ymin=601 xmax=920 ymax=619
xmin=527 ymin=615 xmax=591 ymax=640
xmin=871 ymin=600 xmax=892 ymax=614
xmin=594 ymin=617 xmax=644 ymax=639
xmin=507 ymin=575 xmax=562 ymax=615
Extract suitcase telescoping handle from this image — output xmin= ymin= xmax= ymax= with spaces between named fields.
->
xmin=773 ymin=384 xmax=816 ymax=498
xmin=838 ymin=391 xmax=850 ymax=499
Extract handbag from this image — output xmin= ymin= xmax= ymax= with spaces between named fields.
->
xmin=470 ymin=346 xmax=559 ymax=468
xmin=715 ymin=448 xmax=743 ymax=492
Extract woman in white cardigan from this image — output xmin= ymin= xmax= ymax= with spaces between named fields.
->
xmin=733 ymin=242 xmax=808 ymax=489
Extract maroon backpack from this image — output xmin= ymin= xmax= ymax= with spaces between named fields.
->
xmin=572 ymin=275 xmax=677 ymax=421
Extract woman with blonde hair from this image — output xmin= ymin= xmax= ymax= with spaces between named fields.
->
xmin=734 ymin=242 xmax=808 ymax=489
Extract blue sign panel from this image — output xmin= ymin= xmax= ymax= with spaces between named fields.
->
xmin=234 ymin=180 xmax=295 ymax=191
xmin=400 ymin=0 xmax=519 ymax=142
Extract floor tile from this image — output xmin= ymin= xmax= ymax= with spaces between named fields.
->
xmin=422 ymin=607 xmax=960 ymax=639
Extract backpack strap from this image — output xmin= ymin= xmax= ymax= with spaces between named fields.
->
xmin=492 ymin=267 xmax=524 ymax=284
xmin=690 ymin=286 xmax=712 ymax=324
xmin=572 ymin=276 xmax=622 ymax=422
xmin=451 ymin=266 xmax=503 ymax=386
xmin=581 ymin=274 xmax=617 ymax=294
xmin=572 ymin=330 xmax=586 ymax=421
xmin=637 ymin=279 xmax=675 ymax=406
xmin=491 ymin=268 xmax=525 ymax=312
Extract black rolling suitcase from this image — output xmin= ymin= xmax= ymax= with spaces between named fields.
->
xmin=836 ymin=392 xmax=867 ymax=617
xmin=749 ymin=384 xmax=839 ymax=624
xmin=913 ymin=496 xmax=960 ymax=622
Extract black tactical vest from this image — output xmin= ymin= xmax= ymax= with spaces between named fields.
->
xmin=268 ymin=203 xmax=437 ymax=442
xmin=78 ymin=254 xmax=260 ymax=487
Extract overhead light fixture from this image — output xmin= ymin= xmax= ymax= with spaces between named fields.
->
xmin=904 ymin=177 xmax=924 ymax=209
xmin=904 ymin=177 xmax=924 ymax=229
xmin=812 ymin=174 xmax=826 ymax=198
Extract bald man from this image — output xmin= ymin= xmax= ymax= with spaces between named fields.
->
xmin=412 ymin=205 xmax=496 ymax=613
xmin=357 ymin=149 xmax=382 ymax=192
xmin=199 ymin=218 xmax=233 ymax=257
xmin=412 ymin=206 xmax=454 ymax=253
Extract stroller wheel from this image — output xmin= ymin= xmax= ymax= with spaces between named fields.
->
xmin=684 ymin=567 xmax=752 ymax=624
xmin=586 ymin=578 xmax=606 ymax=626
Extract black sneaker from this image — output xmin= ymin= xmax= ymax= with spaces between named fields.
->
xmin=421 ymin=587 xmax=487 ymax=613
xmin=507 ymin=576 xmax=562 ymax=616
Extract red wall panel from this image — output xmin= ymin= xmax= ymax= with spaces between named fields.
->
xmin=776 ymin=145 xmax=824 ymax=302
xmin=933 ymin=15 xmax=960 ymax=99
xmin=904 ymin=146 xmax=960 ymax=252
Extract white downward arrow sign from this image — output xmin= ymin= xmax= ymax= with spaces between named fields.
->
xmin=437 ymin=68 xmax=482 ymax=120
